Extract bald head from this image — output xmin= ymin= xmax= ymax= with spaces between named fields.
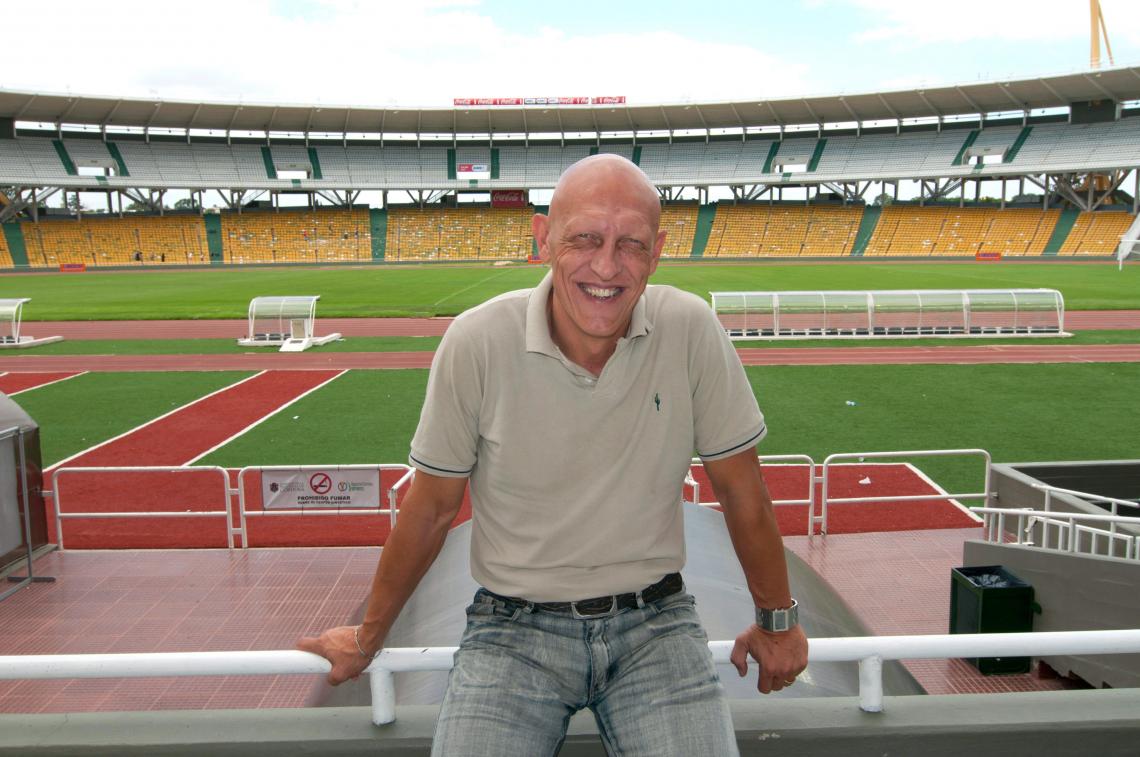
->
xmin=549 ymin=154 xmax=661 ymax=228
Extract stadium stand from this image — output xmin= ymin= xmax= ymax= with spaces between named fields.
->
xmin=3 ymin=116 xmax=1140 ymax=189
xmin=20 ymin=214 xmax=209 ymax=267
xmin=659 ymin=203 xmax=699 ymax=258
xmin=221 ymin=209 xmax=371 ymax=264
xmin=0 ymin=226 xmax=12 ymax=268
xmin=385 ymin=206 xmax=532 ymax=261
xmin=1058 ymin=210 xmax=1137 ymax=255
xmin=704 ymin=204 xmax=862 ymax=257
xmin=863 ymin=206 xmax=1061 ymax=257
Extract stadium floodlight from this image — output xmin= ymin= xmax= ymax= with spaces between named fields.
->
xmin=237 ymin=296 xmax=341 ymax=353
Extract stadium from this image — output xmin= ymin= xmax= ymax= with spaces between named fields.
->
xmin=1 ymin=5 xmax=1140 ymax=753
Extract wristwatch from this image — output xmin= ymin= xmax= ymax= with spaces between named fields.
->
xmin=755 ymin=599 xmax=799 ymax=632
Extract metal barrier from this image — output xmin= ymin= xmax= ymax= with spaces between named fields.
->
xmin=1034 ymin=483 xmax=1139 ymax=537
xmin=51 ymin=466 xmax=235 ymax=550
xmin=978 ymin=506 xmax=1140 ymax=561
xmin=235 ymin=464 xmax=415 ymax=548
xmin=687 ymin=455 xmax=817 ymax=531
xmin=814 ymin=449 xmax=990 ymax=535
xmin=3 ymin=629 xmax=1140 ymax=724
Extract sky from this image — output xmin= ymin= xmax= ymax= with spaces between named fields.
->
xmin=4 ymin=0 xmax=1140 ymax=109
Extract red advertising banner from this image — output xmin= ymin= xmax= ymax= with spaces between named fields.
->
xmin=457 ymin=163 xmax=489 ymax=173
xmin=975 ymin=251 xmax=1003 ymax=262
xmin=491 ymin=190 xmax=528 ymax=208
xmin=455 ymin=96 xmax=608 ymax=107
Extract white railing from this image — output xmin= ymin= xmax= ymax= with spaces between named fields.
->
xmin=687 ymin=455 xmax=818 ymax=533
xmin=978 ymin=506 xmax=1140 ymax=561
xmin=51 ymin=466 xmax=235 ymax=550
xmin=4 ymin=630 xmax=1140 ymax=725
xmin=47 ymin=464 xmax=417 ymax=550
xmin=1034 ymin=483 xmax=1140 ymax=535
xmin=236 ymin=464 xmax=415 ymax=540
xmin=815 ymin=449 xmax=990 ymax=535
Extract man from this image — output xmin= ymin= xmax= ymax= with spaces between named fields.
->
xmin=299 ymin=154 xmax=808 ymax=755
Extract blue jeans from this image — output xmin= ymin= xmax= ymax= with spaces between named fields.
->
xmin=431 ymin=587 xmax=739 ymax=756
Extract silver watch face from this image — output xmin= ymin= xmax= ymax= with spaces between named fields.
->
xmin=756 ymin=600 xmax=798 ymax=632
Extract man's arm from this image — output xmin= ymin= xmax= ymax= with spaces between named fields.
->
xmin=703 ymin=447 xmax=809 ymax=694
xmin=296 ymin=470 xmax=468 ymax=685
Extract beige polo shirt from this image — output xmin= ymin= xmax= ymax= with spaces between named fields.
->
xmin=409 ymin=271 xmax=765 ymax=601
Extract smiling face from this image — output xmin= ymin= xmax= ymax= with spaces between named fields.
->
xmin=532 ymin=156 xmax=666 ymax=371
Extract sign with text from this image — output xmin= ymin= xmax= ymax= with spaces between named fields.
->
xmin=262 ymin=468 xmax=380 ymax=510
xmin=491 ymin=189 xmax=527 ymax=208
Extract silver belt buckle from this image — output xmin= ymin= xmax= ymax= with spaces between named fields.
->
xmin=571 ymin=596 xmax=616 ymax=619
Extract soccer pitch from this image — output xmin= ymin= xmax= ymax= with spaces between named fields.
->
xmin=2 ymin=260 xmax=1138 ymax=320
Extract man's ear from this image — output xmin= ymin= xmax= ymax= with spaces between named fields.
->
xmin=532 ymin=214 xmax=551 ymax=263
xmin=647 ymin=228 xmax=667 ymax=275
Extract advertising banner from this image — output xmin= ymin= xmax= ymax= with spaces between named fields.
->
xmin=457 ymin=163 xmax=489 ymax=173
xmin=491 ymin=190 xmax=527 ymax=208
xmin=262 ymin=468 xmax=381 ymax=510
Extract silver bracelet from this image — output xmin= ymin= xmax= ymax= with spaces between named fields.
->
xmin=353 ymin=625 xmax=380 ymax=659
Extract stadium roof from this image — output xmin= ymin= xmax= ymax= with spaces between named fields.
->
xmin=3 ymin=67 xmax=1140 ymax=136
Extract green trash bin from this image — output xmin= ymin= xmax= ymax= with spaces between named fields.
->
xmin=949 ymin=565 xmax=1035 ymax=675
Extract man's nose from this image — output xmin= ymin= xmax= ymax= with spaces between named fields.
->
xmin=589 ymin=239 xmax=621 ymax=279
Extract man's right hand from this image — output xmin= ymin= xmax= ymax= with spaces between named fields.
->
xmin=296 ymin=626 xmax=377 ymax=686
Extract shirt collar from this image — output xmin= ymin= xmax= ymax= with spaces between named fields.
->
xmin=525 ymin=270 xmax=653 ymax=357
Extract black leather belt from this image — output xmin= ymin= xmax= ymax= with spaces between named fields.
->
xmin=487 ymin=572 xmax=683 ymax=618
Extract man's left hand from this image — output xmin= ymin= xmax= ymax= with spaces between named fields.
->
xmin=730 ymin=624 xmax=809 ymax=694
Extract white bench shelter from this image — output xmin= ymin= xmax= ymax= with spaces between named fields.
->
xmin=712 ymin=289 xmax=1068 ymax=340
xmin=0 ymin=299 xmax=63 ymax=349
xmin=237 ymin=296 xmax=341 ymax=353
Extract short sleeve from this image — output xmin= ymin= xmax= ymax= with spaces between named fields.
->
xmin=689 ymin=304 xmax=766 ymax=461
xmin=408 ymin=319 xmax=483 ymax=478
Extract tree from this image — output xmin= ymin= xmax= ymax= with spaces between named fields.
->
xmin=65 ymin=195 xmax=87 ymax=213
xmin=872 ymin=192 xmax=894 ymax=207
xmin=174 ymin=197 xmax=200 ymax=211
xmin=125 ymin=201 xmax=149 ymax=213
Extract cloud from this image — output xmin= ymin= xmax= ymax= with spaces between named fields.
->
xmin=848 ymin=0 xmax=1140 ymax=48
xmin=0 ymin=0 xmax=812 ymax=108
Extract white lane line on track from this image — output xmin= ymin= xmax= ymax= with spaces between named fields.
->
xmin=44 ymin=370 xmax=269 ymax=474
xmin=9 ymin=371 xmax=88 ymax=396
xmin=181 ymin=369 xmax=349 ymax=466
xmin=431 ymin=267 xmax=519 ymax=308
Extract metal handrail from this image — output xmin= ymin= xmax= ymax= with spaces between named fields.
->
xmin=51 ymin=466 xmax=234 ymax=550
xmin=977 ymin=506 xmax=1140 ymax=560
xmin=4 ymin=629 xmax=1140 ymax=724
xmin=236 ymin=464 xmax=415 ymax=548
xmin=816 ymin=449 xmax=990 ymax=535
xmin=687 ymin=455 xmax=817 ymax=532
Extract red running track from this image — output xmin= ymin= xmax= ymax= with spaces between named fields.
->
xmin=0 ymin=371 xmax=83 ymax=394
xmin=3 ymin=343 xmax=1140 ymax=372
xmin=48 ymin=369 xmax=344 ymax=471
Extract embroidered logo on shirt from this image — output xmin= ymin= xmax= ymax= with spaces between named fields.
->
xmin=654 ymin=392 xmax=661 ymax=412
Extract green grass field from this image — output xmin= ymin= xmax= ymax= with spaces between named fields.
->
xmin=2 ymin=260 xmax=1138 ymax=320
xmin=17 ymin=364 xmax=1139 ymax=496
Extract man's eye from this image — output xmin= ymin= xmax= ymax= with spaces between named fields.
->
xmin=618 ymin=239 xmax=648 ymax=255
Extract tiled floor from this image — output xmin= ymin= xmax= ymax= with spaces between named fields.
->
xmin=783 ymin=528 xmax=1080 ymax=695
xmin=1 ymin=527 xmax=1079 ymax=714
xmin=0 ymin=548 xmax=379 ymax=713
